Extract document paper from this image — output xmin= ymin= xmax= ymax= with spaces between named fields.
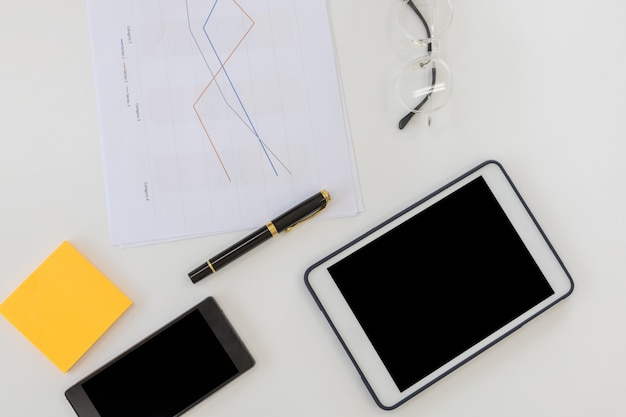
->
xmin=86 ymin=0 xmax=362 ymax=246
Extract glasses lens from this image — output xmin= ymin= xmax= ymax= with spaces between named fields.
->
xmin=396 ymin=56 xmax=452 ymax=116
xmin=397 ymin=0 xmax=453 ymax=46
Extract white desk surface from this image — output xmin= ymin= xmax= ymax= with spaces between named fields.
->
xmin=2 ymin=1 xmax=625 ymax=416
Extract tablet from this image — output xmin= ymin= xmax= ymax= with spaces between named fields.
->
xmin=305 ymin=160 xmax=573 ymax=410
xmin=65 ymin=297 xmax=254 ymax=417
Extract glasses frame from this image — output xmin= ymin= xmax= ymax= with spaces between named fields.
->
xmin=396 ymin=0 xmax=452 ymax=129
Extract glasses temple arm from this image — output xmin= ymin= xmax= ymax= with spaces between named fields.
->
xmin=406 ymin=0 xmax=432 ymax=52
xmin=399 ymin=1 xmax=435 ymax=129
xmin=398 ymin=66 xmax=437 ymax=129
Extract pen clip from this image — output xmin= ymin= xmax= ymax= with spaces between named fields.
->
xmin=285 ymin=204 xmax=327 ymax=232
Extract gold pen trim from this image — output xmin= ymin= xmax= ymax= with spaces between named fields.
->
xmin=286 ymin=190 xmax=331 ymax=232
xmin=206 ymin=260 xmax=216 ymax=274
xmin=266 ymin=221 xmax=279 ymax=236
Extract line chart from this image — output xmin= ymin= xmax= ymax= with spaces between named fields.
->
xmin=86 ymin=0 xmax=361 ymax=245
xmin=185 ymin=0 xmax=291 ymax=181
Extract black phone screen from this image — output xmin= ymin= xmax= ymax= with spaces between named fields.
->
xmin=66 ymin=297 xmax=254 ymax=417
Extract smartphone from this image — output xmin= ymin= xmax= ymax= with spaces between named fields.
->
xmin=305 ymin=160 xmax=574 ymax=410
xmin=65 ymin=296 xmax=255 ymax=417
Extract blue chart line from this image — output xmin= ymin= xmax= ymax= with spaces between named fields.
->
xmin=185 ymin=0 xmax=291 ymax=181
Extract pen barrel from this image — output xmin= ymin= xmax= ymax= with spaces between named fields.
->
xmin=210 ymin=226 xmax=274 ymax=271
xmin=188 ymin=190 xmax=330 ymax=283
xmin=271 ymin=191 xmax=330 ymax=231
xmin=188 ymin=226 xmax=273 ymax=283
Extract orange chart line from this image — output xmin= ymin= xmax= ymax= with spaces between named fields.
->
xmin=192 ymin=94 xmax=231 ymax=182
xmin=191 ymin=0 xmax=255 ymax=182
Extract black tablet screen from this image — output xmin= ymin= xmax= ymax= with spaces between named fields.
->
xmin=327 ymin=176 xmax=554 ymax=392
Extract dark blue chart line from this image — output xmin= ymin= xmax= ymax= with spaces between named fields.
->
xmin=186 ymin=0 xmax=291 ymax=180
xmin=202 ymin=6 xmax=277 ymax=176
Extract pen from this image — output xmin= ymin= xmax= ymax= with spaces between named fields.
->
xmin=188 ymin=190 xmax=331 ymax=283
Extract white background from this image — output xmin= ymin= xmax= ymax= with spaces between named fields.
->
xmin=1 ymin=0 xmax=625 ymax=416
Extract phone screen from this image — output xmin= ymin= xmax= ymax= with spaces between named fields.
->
xmin=66 ymin=297 xmax=254 ymax=417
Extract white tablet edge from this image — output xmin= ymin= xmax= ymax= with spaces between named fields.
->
xmin=305 ymin=160 xmax=574 ymax=409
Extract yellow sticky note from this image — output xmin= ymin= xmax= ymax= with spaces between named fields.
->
xmin=0 ymin=241 xmax=132 ymax=372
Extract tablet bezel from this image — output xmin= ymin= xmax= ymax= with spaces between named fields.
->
xmin=305 ymin=160 xmax=573 ymax=410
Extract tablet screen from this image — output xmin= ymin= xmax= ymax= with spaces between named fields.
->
xmin=305 ymin=161 xmax=573 ymax=410
xmin=326 ymin=176 xmax=554 ymax=392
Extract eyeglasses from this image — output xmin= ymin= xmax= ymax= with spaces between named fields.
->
xmin=395 ymin=0 xmax=453 ymax=129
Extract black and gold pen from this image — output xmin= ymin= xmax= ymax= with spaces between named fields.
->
xmin=188 ymin=190 xmax=331 ymax=283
